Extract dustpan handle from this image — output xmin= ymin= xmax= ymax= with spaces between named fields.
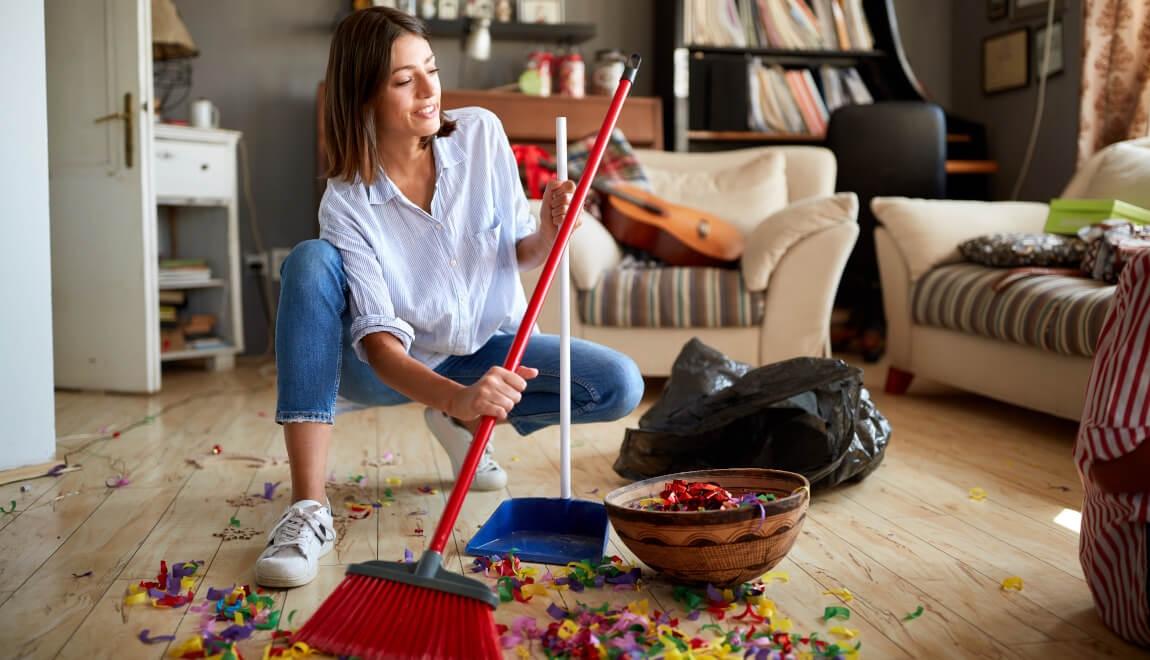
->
xmin=557 ymin=117 xmax=572 ymax=501
xmin=430 ymin=55 xmax=640 ymax=555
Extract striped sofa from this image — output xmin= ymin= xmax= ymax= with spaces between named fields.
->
xmin=874 ymin=137 xmax=1150 ymax=421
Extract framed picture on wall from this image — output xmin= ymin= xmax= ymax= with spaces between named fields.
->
xmin=518 ymin=0 xmax=563 ymax=24
xmin=1033 ymin=20 xmax=1064 ymax=78
xmin=437 ymin=0 xmax=460 ymax=20
xmin=987 ymin=0 xmax=1007 ymax=20
xmin=1011 ymin=0 xmax=1064 ymax=21
xmin=982 ymin=27 xmax=1029 ymax=94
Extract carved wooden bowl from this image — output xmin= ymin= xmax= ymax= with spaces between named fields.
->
xmin=604 ymin=468 xmax=810 ymax=587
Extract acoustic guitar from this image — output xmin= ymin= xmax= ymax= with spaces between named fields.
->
xmin=592 ymin=182 xmax=745 ymax=268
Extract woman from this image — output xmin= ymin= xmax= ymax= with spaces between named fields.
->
xmin=253 ymin=7 xmax=643 ymax=588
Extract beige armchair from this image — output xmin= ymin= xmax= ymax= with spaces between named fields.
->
xmin=521 ymin=145 xmax=859 ymax=377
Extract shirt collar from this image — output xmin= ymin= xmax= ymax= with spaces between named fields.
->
xmin=366 ymin=134 xmax=465 ymax=206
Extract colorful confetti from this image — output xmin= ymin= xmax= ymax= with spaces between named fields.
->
xmin=417 ymin=485 xmax=438 ymax=494
xmin=137 ymin=629 xmax=176 ymax=644
xmin=211 ymin=444 xmax=223 ymax=455
xmin=123 ymin=560 xmax=203 ymax=608
xmin=262 ymin=481 xmax=281 ymax=500
xmin=1001 ymin=576 xmax=1024 ymax=591
xmin=968 ymin=487 xmax=988 ymax=501
xmin=822 ymin=606 xmax=851 ymax=621
xmin=634 ymin=479 xmax=778 ymax=512
xmin=903 ymin=605 xmax=925 ymax=621
xmin=822 ymin=587 xmax=854 ymax=602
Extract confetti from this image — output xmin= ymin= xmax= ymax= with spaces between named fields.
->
xmin=968 ymin=487 xmax=988 ymax=501
xmin=823 ymin=606 xmax=851 ymax=621
xmin=828 ymin=625 xmax=859 ymax=639
xmin=123 ymin=560 xmax=203 ymax=608
xmin=72 ymin=570 xmax=93 ymax=578
xmin=104 ymin=475 xmax=131 ymax=488
xmin=903 ymin=605 xmax=925 ymax=621
xmin=762 ymin=570 xmax=790 ymax=583
xmin=417 ymin=485 xmax=438 ymax=494
xmin=138 ymin=629 xmax=176 ymax=644
xmin=0 ymin=501 xmax=15 ymax=514
xmin=262 ymin=481 xmax=281 ymax=500
xmin=211 ymin=444 xmax=223 ymax=455
xmin=228 ymin=516 xmax=241 ymax=527
xmin=386 ymin=477 xmax=403 ymax=486
xmin=823 ymin=587 xmax=854 ymax=602
xmin=1001 ymin=576 xmax=1024 ymax=591
xmin=633 ymin=479 xmax=779 ymax=512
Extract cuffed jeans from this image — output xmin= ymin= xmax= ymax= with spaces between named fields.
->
xmin=274 ymin=239 xmax=644 ymax=435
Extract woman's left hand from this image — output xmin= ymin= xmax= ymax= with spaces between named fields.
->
xmin=539 ymin=179 xmax=580 ymax=244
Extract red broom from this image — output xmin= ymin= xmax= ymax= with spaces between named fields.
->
xmin=293 ymin=54 xmax=641 ymax=660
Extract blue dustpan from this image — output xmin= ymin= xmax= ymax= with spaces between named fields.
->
xmin=466 ymin=118 xmax=611 ymax=566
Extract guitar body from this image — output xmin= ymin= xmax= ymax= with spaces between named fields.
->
xmin=597 ymin=183 xmax=745 ymax=268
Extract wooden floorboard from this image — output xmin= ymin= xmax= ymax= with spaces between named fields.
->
xmin=1 ymin=361 xmax=1146 ymax=658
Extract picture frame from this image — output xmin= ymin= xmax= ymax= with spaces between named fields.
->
xmin=987 ymin=0 xmax=1007 ymax=20
xmin=1033 ymin=20 xmax=1064 ymax=79
xmin=982 ymin=27 xmax=1029 ymax=94
xmin=1011 ymin=0 xmax=1064 ymax=21
xmin=517 ymin=0 xmax=563 ymax=24
xmin=464 ymin=0 xmax=493 ymax=19
xmin=437 ymin=0 xmax=460 ymax=20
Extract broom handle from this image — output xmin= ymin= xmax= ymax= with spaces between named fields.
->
xmin=557 ymin=117 xmax=572 ymax=501
xmin=430 ymin=56 xmax=640 ymax=555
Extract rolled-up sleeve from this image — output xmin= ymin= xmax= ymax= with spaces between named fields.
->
xmin=488 ymin=115 xmax=538 ymax=245
xmin=319 ymin=207 xmax=415 ymax=363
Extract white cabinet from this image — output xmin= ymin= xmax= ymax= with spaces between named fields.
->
xmin=153 ymin=124 xmax=244 ymax=371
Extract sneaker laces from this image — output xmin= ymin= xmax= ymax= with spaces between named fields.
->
xmin=265 ymin=504 xmax=332 ymax=556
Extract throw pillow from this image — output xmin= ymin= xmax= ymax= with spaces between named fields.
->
xmin=958 ymin=233 xmax=1087 ymax=268
xmin=1079 ymin=220 xmax=1150 ymax=283
xmin=742 ymin=193 xmax=859 ymax=291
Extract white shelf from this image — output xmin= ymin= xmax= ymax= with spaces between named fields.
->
xmin=159 ymin=278 xmax=224 ymax=290
xmin=161 ymin=345 xmax=237 ymax=362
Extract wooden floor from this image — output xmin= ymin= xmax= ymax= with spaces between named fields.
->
xmin=1 ymin=359 xmax=1147 ymax=659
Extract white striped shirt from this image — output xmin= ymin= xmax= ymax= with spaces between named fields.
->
xmin=1075 ymin=249 xmax=1150 ymax=647
xmin=318 ymin=107 xmax=538 ymax=367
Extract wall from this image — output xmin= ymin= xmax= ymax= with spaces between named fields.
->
xmin=951 ymin=0 xmax=1082 ymax=200
xmin=0 ymin=1 xmax=56 ymax=470
xmin=892 ymin=0 xmax=953 ymax=108
xmin=172 ymin=0 xmax=653 ymax=355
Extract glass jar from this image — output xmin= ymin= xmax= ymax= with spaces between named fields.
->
xmin=558 ymin=50 xmax=585 ymax=98
xmin=591 ymin=49 xmax=626 ymax=96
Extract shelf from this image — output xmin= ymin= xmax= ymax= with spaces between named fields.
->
xmin=159 ymin=279 xmax=224 ymax=290
xmin=424 ymin=19 xmax=595 ymax=44
xmin=688 ymin=46 xmax=885 ymax=61
xmin=945 ymin=160 xmax=999 ymax=175
xmin=687 ymin=130 xmax=825 ymax=143
xmin=161 ymin=345 xmax=237 ymax=362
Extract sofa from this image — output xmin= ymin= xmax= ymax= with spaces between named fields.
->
xmin=521 ymin=145 xmax=860 ymax=377
xmin=873 ymin=137 xmax=1150 ymax=420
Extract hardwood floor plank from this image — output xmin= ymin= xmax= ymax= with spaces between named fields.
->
xmin=55 ymin=577 xmax=191 ymax=660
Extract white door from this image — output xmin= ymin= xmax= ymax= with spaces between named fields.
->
xmin=46 ymin=0 xmax=159 ymax=392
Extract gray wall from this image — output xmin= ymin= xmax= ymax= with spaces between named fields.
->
xmin=951 ymin=0 xmax=1082 ymax=201
xmin=892 ymin=0 xmax=953 ymax=108
xmin=172 ymin=0 xmax=653 ymax=355
xmin=1 ymin=1 xmax=56 ymax=469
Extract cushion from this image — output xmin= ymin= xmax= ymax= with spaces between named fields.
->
xmin=578 ymin=266 xmax=765 ymax=328
xmin=643 ymin=151 xmax=789 ymax=236
xmin=742 ymin=193 xmax=859 ymax=291
xmin=1079 ymin=220 xmax=1150 ymax=283
xmin=958 ymin=233 xmax=1086 ymax=268
xmin=1076 ymin=141 xmax=1150 ymax=210
xmin=913 ymin=263 xmax=1113 ymax=357
xmin=566 ymin=128 xmax=651 ymax=191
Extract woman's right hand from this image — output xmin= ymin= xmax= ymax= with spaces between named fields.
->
xmin=447 ymin=365 xmax=539 ymax=422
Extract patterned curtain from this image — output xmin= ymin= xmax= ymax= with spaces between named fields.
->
xmin=1077 ymin=0 xmax=1150 ymax=167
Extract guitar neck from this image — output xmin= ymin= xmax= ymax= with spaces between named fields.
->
xmin=592 ymin=181 xmax=667 ymax=216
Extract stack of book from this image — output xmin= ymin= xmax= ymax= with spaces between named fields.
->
xmin=159 ymin=289 xmax=186 ymax=353
xmin=182 ymin=313 xmax=225 ymax=351
xmin=159 ymin=258 xmax=212 ymax=287
xmin=747 ymin=62 xmax=873 ymax=135
xmin=684 ymin=0 xmax=874 ymax=51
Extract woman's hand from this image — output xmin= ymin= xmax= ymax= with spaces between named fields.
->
xmin=447 ymin=365 xmax=539 ymax=422
xmin=538 ymin=179 xmax=579 ymax=245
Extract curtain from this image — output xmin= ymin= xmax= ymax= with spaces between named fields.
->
xmin=1078 ymin=0 xmax=1150 ymax=167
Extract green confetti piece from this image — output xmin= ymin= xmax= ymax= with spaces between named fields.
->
xmin=229 ymin=516 xmax=240 ymax=527
xmin=287 ymin=609 xmax=297 ymax=626
xmin=700 ymin=623 xmax=724 ymax=636
xmin=254 ymin=608 xmax=282 ymax=630
xmin=0 ymin=500 xmax=15 ymax=515
xmin=903 ymin=605 xmax=925 ymax=621
xmin=822 ymin=605 xmax=851 ymax=621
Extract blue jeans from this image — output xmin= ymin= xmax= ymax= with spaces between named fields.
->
xmin=274 ymin=240 xmax=644 ymax=435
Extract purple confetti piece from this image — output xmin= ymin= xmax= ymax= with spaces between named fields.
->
xmin=403 ymin=548 xmax=414 ymax=563
xmin=46 ymin=464 xmax=68 ymax=477
xmin=687 ymin=609 xmax=702 ymax=621
xmin=263 ymin=481 xmax=281 ymax=500
xmin=138 ymin=629 xmax=176 ymax=644
xmin=593 ymin=575 xmax=605 ymax=588
xmin=206 ymin=586 xmax=233 ymax=601
xmin=219 ymin=623 xmax=255 ymax=641
xmin=147 ymin=587 xmax=167 ymax=599
xmin=706 ymin=583 xmax=724 ymax=602
xmin=546 ymin=602 xmax=568 ymax=620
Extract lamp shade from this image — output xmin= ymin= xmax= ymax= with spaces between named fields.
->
xmin=152 ymin=0 xmax=198 ymax=60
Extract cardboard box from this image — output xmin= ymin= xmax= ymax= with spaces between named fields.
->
xmin=1044 ymin=198 xmax=1150 ymax=235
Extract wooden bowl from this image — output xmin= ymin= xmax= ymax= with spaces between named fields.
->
xmin=604 ymin=468 xmax=810 ymax=587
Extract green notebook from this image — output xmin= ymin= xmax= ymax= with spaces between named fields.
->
xmin=1045 ymin=198 xmax=1150 ymax=235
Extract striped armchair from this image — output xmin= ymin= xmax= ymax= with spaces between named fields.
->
xmin=521 ymin=146 xmax=859 ymax=377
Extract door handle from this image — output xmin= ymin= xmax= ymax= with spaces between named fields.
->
xmin=94 ymin=92 xmax=134 ymax=168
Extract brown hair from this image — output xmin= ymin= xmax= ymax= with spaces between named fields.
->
xmin=323 ymin=7 xmax=456 ymax=184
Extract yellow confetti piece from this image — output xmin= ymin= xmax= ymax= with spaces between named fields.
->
xmin=762 ymin=570 xmax=790 ymax=583
xmin=123 ymin=591 xmax=149 ymax=606
xmin=969 ymin=487 xmax=988 ymax=501
xmin=557 ymin=619 xmax=580 ymax=640
xmin=752 ymin=597 xmax=777 ymax=619
xmin=514 ymin=646 xmax=530 ymax=659
xmin=637 ymin=497 xmax=664 ymax=508
xmin=521 ymin=583 xmax=549 ymax=598
xmin=510 ymin=456 xmax=520 ymax=462
xmin=171 ymin=636 xmax=204 ymax=656
xmin=828 ymin=626 xmax=859 ymax=639
xmin=626 ymin=599 xmax=649 ymax=616
xmin=386 ymin=477 xmax=402 ymax=486
xmin=1001 ymin=576 xmax=1024 ymax=591
xmin=774 ymin=617 xmax=794 ymax=633
xmin=823 ymin=587 xmax=854 ymax=602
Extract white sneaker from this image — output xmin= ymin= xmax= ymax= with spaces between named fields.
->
xmin=254 ymin=500 xmax=335 ymax=588
xmin=424 ymin=408 xmax=508 ymax=491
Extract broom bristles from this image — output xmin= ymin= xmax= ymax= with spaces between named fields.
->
xmin=294 ymin=573 xmax=502 ymax=659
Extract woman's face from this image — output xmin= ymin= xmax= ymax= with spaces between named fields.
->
xmin=376 ymin=33 xmax=441 ymax=141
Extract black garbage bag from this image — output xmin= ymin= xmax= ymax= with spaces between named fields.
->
xmin=614 ymin=338 xmax=891 ymax=490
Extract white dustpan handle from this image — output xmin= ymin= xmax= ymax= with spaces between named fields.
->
xmin=556 ymin=117 xmax=572 ymax=501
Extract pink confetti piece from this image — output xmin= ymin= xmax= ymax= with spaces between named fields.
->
xmin=105 ymin=475 xmax=131 ymax=488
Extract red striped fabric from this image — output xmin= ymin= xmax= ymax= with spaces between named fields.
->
xmin=1075 ymin=249 xmax=1150 ymax=647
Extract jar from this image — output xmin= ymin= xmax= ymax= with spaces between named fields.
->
xmin=519 ymin=50 xmax=552 ymax=97
xmin=591 ymin=49 xmax=626 ymax=95
xmin=558 ymin=50 xmax=585 ymax=98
